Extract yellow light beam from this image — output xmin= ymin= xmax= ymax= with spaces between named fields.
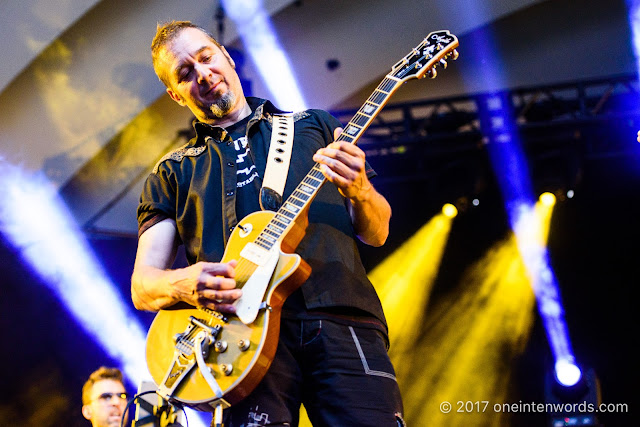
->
xmin=397 ymin=199 xmax=555 ymax=426
xmin=370 ymin=213 xmax=455 ymax=362
xmin=401 ymin=233 xmax=537 ymax=426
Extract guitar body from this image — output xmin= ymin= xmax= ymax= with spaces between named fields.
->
xmin=146 ymin=210 xmax=311 ymax=410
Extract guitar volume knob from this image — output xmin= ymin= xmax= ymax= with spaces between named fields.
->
xmin=214 ymin=340 xmax=228 ymax=353
xmin=219 ymin=364 xmax=233 ymax=376
xmin=237 ymin=339 xmax=251 ymax=351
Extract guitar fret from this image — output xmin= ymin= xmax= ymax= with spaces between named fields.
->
xmin=279 ymin=210 xmax=295 ymax=219
xmin=303 ymin=175 xmax=322 ymax=186
xmin=343 ymin=124 xmax=362 ymax=137
xmin=308 ymin=172 xmax=324 ymax=183
xmin=263 ymin=229 xmax=279 ymax=239
xmin=256 ymin=241 xmax=273 ymax=251
xmin=369 ymin=90 xmax=389 ymax=105
xmin=289 ymin=199 xmax=305 ymax=209
xmin=283 ymin=202 xmax=301 ymax=213
xmin=379 ymin=77 xmax=399 ymax=92
xmin=267 ymin=223 xmax=284 ymax=233
xmin=273 ymin=217 xmax=290 ymax=228
xmin=255 ymin=239 xmax=271 ymax=249
xmin=360 ymin=102 xmax=379 ymax=116
xmin=337 ymin=134 xmax=354 ymax=143
xmin=276 ymin=213 xmax=291 ymax=222
xmin=260 ymin=234 xmax=276 ymax=244
xmin=299 ymin=184 xmax=314 ymax=194
xmin=289 ymin=199 xmax=304 ymax=208
xmin=350 ymin=113 xmax=370 ymax=128
xmin=292 ymin=191 xmax=309 ymax=202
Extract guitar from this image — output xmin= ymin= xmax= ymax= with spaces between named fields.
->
xmin=145 ymin=30 xmax=459 ymax=413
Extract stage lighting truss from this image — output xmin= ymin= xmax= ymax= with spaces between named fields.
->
xmin=331 ymin=73 xmax=640 ymax=198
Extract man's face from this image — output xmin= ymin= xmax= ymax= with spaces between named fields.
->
xmin=159 ymin=27 xmax=244 ymax=123
xmin=82 ymin=379 xmax=127 ymax=427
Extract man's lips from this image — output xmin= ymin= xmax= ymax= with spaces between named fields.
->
xmin=203 ymin=80 xmax=222 ymax=96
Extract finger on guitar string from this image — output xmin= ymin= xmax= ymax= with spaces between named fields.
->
xmin=208 ymin=302 xmax=237 ymax=314
xmin=314 ymin=142 xmax=365 ymax=172
xmin=313 ymin=141 xmax=372 ymax=200
xmin=203 ymin=274 xmax=239 ymax=291
xmin=200 ymin=259 xmax=238 ymax=278
xmin=194 ymin=286 xmax=241 ymax=313
xmin=174 ymin=260 xmax=240 ymax=308
xmin=201 ymin=288 xmax=241 ymax=303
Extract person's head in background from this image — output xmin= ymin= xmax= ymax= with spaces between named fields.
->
xmin=81 ymin=366 xmax=128 ymax=427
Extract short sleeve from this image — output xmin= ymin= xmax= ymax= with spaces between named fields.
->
xmin=137 ymin=171 xmax=176 ymax=236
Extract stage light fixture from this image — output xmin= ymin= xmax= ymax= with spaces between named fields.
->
xmin=442 ymin=203 xmax=458 ymax=218
xmin=566 ymin=189 xmax=575 ymax=199
xmin=555 ymin=358 xmax=582 ymax=387
xmin=539 ymin=191 xmax=556 ymax=207
xmin=545 ymin=366 xmax=601 ymax=427
xmin=472 ymin=198 xmax=480 ymax=206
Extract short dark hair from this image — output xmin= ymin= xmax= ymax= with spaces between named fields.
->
xmin=151 ymin=20 xmax=222 ymax=88
xmin=82 ymin=366 xmax=124 ymax=405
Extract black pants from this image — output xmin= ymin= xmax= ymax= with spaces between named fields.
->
xmin=221 ymin=317 xmax=404 ymax=426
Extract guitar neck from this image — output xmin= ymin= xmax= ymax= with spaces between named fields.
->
xmin=250 ymin=75 xmax=403 ymax=252
xmin=336 ymin=75 xmax=402 ymax=146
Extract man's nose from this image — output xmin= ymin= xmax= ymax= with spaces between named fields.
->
xmin=195 ymin=64 xmax=211 ymax=84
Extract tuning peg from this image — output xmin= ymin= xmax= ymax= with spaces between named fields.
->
xmin=439 ymin=59 xmax=448 ymax=69
xmin=450 ymin=49 xmax=459 ymax=60
xmin=428 ymin=66 xmax=437 ymax=79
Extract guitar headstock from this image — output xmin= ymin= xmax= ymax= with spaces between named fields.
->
xmin=391 ymin=30 xmax=459 ymax=81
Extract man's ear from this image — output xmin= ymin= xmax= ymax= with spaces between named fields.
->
xmin=167 ymin=87 xmax=185 ymax=106
xmin=221 ymin=46 xmax=236 ymax=69
xmin=82 ymin=404 xmax=92 ymax=421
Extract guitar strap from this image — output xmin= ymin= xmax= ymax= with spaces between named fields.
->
xmin=259 ymin=113 xmax=294 ymax=211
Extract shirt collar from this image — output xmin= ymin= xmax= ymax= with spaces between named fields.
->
xmin=191 ymin=97 xmax=288 ymax=145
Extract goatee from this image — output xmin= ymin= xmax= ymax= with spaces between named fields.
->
xmin=209 ymin=91 xmax=235 ymax=118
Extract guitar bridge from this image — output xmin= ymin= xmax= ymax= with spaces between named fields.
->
xmin=157 ymin=316 xmax=224 ymax=401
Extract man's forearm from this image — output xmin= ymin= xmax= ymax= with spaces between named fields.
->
xmin=349 ymin=186 xmax=392 ymax=247
xmin=131 ymin=265 xmax=187 ymax=312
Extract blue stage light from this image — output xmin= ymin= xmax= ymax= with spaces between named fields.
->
xmin=222 ymin=0 xmax=307 ymax=111
xmin=0 ymin=159 xmax=209 ymax=427
xmin=555 ymin=358 xmax=582 ymax=387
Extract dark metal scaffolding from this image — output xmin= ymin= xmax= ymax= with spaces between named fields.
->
xmin=330 ymin=73 xmax=640 ymax=198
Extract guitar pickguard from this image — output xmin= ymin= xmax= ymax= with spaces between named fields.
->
xmin=234 ymin=244 xmax=280 ymax=324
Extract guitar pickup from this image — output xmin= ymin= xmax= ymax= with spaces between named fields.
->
xmin=239 ymin=242 xmax=272 ymax=266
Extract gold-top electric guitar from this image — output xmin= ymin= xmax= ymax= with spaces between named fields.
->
xmin=145 ymin=30 xmax=459 ymax=414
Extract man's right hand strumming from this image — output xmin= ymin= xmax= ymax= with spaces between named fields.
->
xmin=131 ymin=218 xmax=242 ymax=313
